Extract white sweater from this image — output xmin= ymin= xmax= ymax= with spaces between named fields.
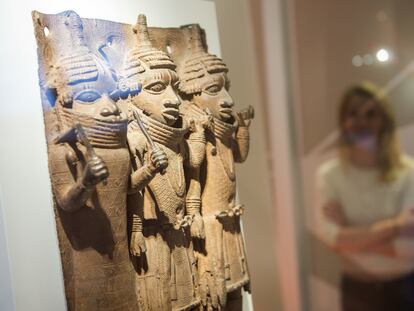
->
xmin=318 ymin=156 xmax=414 ymax=280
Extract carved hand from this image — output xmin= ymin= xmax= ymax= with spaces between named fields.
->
xmin=81 ymin=155 xmax=109 ymax=189
xmin=190 ymin=213 xmax=205 ymax=239
xmin=188 ymin=108 xmax=214 ymax=133
xmin=148 ymin=147 xmax=168 ymax=173
xmin=236 ymin=105 xmax=254 ymax=128
xmin=130 ymin=231 xmax=147 ymax=257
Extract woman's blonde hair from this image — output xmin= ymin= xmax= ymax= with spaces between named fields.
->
xmin=338 ymin=82 xmax=406 ymax=182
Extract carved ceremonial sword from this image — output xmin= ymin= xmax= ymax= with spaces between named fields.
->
xmin=132 ymin=109 xmax=156 ymax=150
xmin=132 ymin=109 xmax=166 ymax=174
xmin=75 ymin=123 xmax=108 ymax=186
xmin=75 ymin=124 xmax=96 ymax=158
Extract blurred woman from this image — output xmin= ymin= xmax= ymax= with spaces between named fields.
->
xmin=318 ymin=82 xmax=414 ymax=311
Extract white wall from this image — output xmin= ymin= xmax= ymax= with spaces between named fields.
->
xmin=0 ymin=1 xmax=220 ymax=310
xmin=0 ymin=189 xmax=15 ymax=311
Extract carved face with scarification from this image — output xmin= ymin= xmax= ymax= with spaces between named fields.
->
xmin=190 ymin=72 xmax=234 ymax=122
xmin=178 ymin=25 xmax=233 ymax=123
xmin=130 ymin=67 xmax=181 ymax=126
xmin=123 ymin=14 xmax=181 ymax=127
xmin=59 ymin=52 xmax=124 ymax=121
xmin=50 ymin=11 xmax=124 ymax=122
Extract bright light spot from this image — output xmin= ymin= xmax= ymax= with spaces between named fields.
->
xmin=43 ymin=27 xmax=50 ymax=37
xmin=352 ymin=55 xmax=363 ymax=67
xmin=363 ymin=54 xmax=374 ymax=65
xmin=376 ymin=49 xmax=390 ymax=62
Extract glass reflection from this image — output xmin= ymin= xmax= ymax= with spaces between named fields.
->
xmin=317 ymin=83 xmax=414 ymax=310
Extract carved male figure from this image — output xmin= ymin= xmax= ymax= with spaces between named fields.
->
xmin=179 ymin=25 xmax=253 ymax=310
xmin=45 ymin=11 xmax=138 ymax=311
xmin=121 ymin=15 xmax=208 ymax=311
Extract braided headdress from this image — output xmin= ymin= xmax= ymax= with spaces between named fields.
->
xmin=123 ymin=14 xmax=176 ymax=81
xmin=178 ymin=24 xmax=228 ymax=95
xmin=45 ymin=11 xmax=116 ymax=106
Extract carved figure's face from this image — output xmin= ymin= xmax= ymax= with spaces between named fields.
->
xmin=192 ymin=73 xmax=234 ymax=122
xmin=131 ymin=68 xmax=181 ymax=126
xmin=62 ymin=54 xmax=124 ymax=121
xmin=71 ymin=91 xmax=122 ymax=120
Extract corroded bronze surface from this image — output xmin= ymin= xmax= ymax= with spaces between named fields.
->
xmin=121 ymin=15 xmax=208 ymax=311
xmin=177 ymin=25 xmax=253 ymax=310
xmin=33 ymin=10 xmax=252 ymax=311
xmin=33 ymin=10 xmax=138 ymax=311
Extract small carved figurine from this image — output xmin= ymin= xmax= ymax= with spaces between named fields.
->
xmin=179 ymin=25 xmax=254 ymax=310
xmin=45 ymin=11 xmax=138 ymax=311
xmin=121 ymin=15 xmax=209 ymax=311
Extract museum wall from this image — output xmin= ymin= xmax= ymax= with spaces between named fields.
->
xmin=290 ymin=0 xmax=414 ymax=155
xmin=217 ymin=1 xmax=414 ymax=310
xmin=216 ymin=0 xmax=310 ymax=310
xmin=0 ymin=199 xmax=14 ymax=310
xmin=286 ymin=0 xmax=414 ymax=310
xmin=215 ymin=0 xmax=283 ymax=310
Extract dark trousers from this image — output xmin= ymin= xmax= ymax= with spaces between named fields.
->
xmin=341 ymin=273 xmax=414 ymax=311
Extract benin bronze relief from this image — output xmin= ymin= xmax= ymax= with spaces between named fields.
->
xmin=32 ymin=10 xmax=253 ymax=311
xmin=33 ymin=10 xmax=138 ymax=311
xmin=177 ymin=25 xmax=253 ymax=310
xmin=120 ymin=15 xmax=211 ymax=311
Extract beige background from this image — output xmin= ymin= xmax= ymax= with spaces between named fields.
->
xmin=215 ymin=1 xmax=282 ymax=310
xmin=216 ymin=0 xmax=414 ymax=310
xmin=216 ymin=0 xmax=302 ymax=310
xmin=287 ymin=1 xmax=414 ymax=310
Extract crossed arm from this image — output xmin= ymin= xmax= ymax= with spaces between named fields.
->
xmin=323 ymin=201 xmax=414 ymax=257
